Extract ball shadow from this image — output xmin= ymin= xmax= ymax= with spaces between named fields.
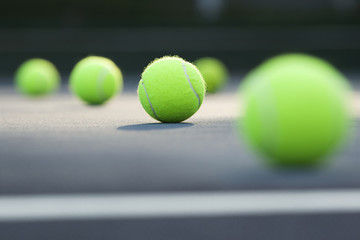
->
xmin=117 ymin=123 xmax=194 ymax=131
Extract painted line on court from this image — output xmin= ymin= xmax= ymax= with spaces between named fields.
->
xmin=1 ymin=190 xmax=360 ymax=221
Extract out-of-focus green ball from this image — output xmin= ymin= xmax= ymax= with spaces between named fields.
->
xmin=239 ymin=53 xmax=351 ymax=168
xmin=15 ymin=58 xmax=60 ymax=96
xmin=70 ymin=56 xmax=123 ymax=105
xmin=195 ymin=57 xmax=228 ymax=93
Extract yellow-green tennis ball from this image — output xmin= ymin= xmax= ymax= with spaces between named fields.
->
xmin=138 ymin=56 xmax=205 ymax=123
xmin=239 ymin=53 xmax=351 ymax=168
xmin=70 ymin=56 xmax=123 ymax=105
xmin=15 ymin=58 xmax=60 ymax=96
xmin=194 ymin=57 xmax=228 ymax=93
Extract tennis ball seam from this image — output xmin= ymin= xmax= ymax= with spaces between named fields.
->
xmin=141 ymin=79 xmax=160 ymax=121
xmin=182 ymin=61 xmax=201 ymax=108
xmin=96 ymin=67 xmax=110 ymax=101
xmin=253 ymin=74 xmax=279 ymax=156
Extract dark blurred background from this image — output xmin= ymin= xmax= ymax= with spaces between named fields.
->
xmin=1 ymin=0 xmax=360 ymax=80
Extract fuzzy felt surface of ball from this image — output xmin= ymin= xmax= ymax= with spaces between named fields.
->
xmin=138 ymin=56 xmax=206 ymax=123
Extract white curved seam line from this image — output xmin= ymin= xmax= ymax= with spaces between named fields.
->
xmin=182 ymin=62 xmax=201 ymax=107
xmin=96 ymin=68 xmax=109 ymax=101
xmin=142 ymin=80 xmax=159 ymax=120
xmin=257 ymin=75 xmax=278 ymax=151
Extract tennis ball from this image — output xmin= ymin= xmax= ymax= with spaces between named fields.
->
xmin=138 ymin=56 xmax=205 ymax=123
xmin=239 ymin=53 xmax=351 ymax=168
xmin=70 ymin=56 xmax=123 ymax=105
xmin=15 ymin=58 xmax=60 ymax=96
xmin=195 ymin=57 xmax=228 ymax=93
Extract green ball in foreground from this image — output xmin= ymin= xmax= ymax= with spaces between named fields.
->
xmin=70 ymin=56 xmax=123 ymax=105
xmin=138 ymin=56 xmax=206 ymax=123
xmin=15 ymin=58 xmax=60 ymax=96
xmin=239 ymin=53 xmax=351 ymax=168
xmin=195 ymin=57 xmax=228 ymax=93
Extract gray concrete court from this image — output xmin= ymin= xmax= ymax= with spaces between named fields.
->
xmin=0 ymin=80 xmax=360 ymax=240
xmin=0 ymin=83 xmax=359 ymax=194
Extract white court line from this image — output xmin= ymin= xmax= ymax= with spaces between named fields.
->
xmin=1 ymin=190 xmax=360 ymax=221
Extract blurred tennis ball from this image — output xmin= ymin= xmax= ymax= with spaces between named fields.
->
xmin=238 ymin=53 xmax=351 ymax=168
xmin=195 ymin=57 xmax=228 ymax=93
xmin=138 ymin=56 xmax=205 ymax=123
xmin=70 ymin=56 xmax=123 ymax=105
xmin=15 ymin=58 xmax=60 ymax=96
